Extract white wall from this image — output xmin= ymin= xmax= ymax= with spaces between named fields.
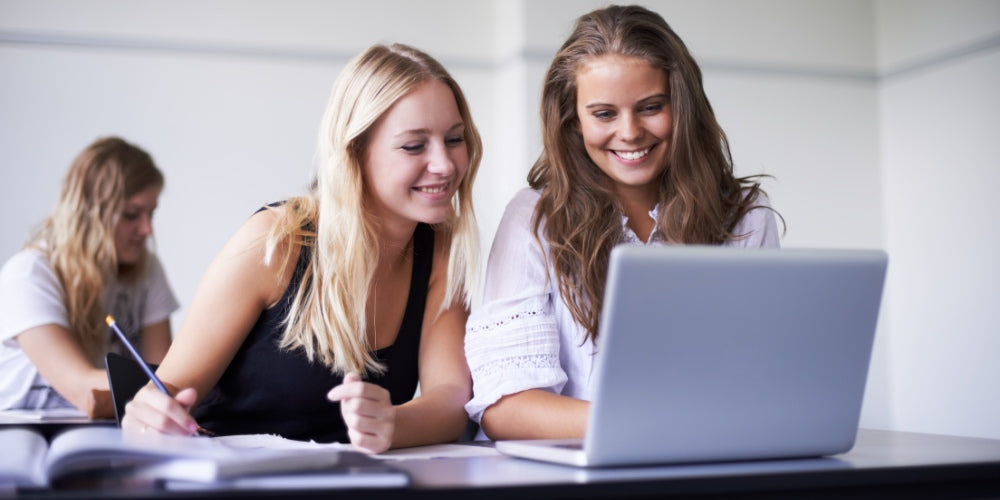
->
xmin=1 ymin=0 xmax=997 ymax=439
xmin=0 ymin=0 xmax=500 ymax=331
xmin=876 ymin=0 xmax=1000 ymax=439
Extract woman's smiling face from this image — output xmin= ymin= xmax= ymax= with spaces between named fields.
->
xmin=362 ymin=79 xmax=468 ymax=228
xmin=575 ymin=54 xmax=672 ymax=200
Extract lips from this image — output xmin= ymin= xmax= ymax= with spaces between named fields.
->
xmin=413 ymin=183 xmax=450 ymax=194
xmin=612 ymin=146 xmax=652 ymax=161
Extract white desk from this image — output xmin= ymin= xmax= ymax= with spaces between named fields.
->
xmin=387 ymin=428 xmax=1000 ymax=498
xmin=13 ymin=428 xmax=1000 ymax=498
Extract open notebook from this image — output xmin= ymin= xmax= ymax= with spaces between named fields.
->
xmin=1 ymin=426 xmax=410 ymax=489
xmin=496 ymin=246 xmax=888 ymax=467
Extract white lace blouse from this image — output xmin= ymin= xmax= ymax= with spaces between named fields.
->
xmin=464 ymin=187 xmax=781 ymax=425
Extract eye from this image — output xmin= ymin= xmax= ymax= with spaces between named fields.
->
xmin=122 ymin=212 xmax=140 ymax=222
xmin=641 ymin=103 xmax=664 ymax=114
xmin=400 ymin=143 xmax=426 ymax=153
xmin=445 ymin=135 xmax=465 ymax=148
xmin=592 ymin=110 xmax=616 ymax=120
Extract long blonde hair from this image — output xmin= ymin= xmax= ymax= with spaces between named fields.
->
xmin=268 ymin=43 xmax=482 ymax=375
xmin=29 ymin=136 xmax=163 ymax=359
xmin=528 ymin=5 xmax=775 ymax=344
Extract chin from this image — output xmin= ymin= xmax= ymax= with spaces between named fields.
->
xmin=117 ymin=250 xmax=146 ymax=267
xmin=417 ymin=209 xmax=453 ymax=226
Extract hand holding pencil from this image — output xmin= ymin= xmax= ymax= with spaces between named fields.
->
xmin=106 ymin=315 xmax=214 ymax=437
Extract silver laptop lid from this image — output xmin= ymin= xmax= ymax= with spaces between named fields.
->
xmin=584 ymin=246 xmax=887 ymax=466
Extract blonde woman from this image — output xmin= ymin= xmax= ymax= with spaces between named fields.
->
xmin=0 ymin=137 xmax=177 ymax=418
xmin=123 ymin=43 xmax=481 ymax=454
xmin=464 ymin=5 xmax=782 ymax=440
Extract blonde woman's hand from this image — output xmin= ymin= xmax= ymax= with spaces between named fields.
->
xmin=121 ymin=385 xmax=202 ymax=436
xmin=327 ymin=372 xmax=396 ymax=454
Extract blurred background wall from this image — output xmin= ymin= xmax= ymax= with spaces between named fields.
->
xmin=2 ymin=0 xmax=998 ymax=439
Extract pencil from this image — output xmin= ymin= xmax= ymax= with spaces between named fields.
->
xmin=105 ymin=315 xmax=169 ymax=394
xmin=104 ymin=315 xmax=215 ymax=436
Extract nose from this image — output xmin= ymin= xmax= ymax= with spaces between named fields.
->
xmin=426 ymin=143 xmax=457 ymax=177
xmin=137 ymin=214 xmax=154 ymax=237
xmin=618 ymin=113 xmax=643 ymax=143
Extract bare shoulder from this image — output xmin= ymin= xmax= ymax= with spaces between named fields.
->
xmin=214 ymin=205 xmax=301 ymax=306
xmin=224 ymin=206 xmax=294 ymax=261
xmin=233 ymin=206 xmax=281 ymax=244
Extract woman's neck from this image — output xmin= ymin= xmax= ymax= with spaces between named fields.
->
xmin=615 ymin=186 xmax=658 ymax=243
xmin=377 ymin=220 xmax=418 ymax=268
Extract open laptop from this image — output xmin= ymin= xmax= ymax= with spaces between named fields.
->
xmin=495 ymin=246 xmax=887 ymax=467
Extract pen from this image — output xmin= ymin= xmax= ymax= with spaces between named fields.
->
xmin=105 ymin=315 xmax=215 ymax=436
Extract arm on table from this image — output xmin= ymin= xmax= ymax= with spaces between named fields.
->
xmin=123 ymin=209 xmax=293 ymax=435
xmin=481 ymin=389 xmax=588 ymax=441
xmin=16 ymin=324 xmax=113 ymax=419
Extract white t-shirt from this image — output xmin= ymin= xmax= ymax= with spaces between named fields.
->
xmin=464 ymin=188 xmax=781 ymax=428
xmin=0 ymin=248 xmax=179 ymax=410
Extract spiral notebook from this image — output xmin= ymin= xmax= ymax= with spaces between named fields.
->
xmin=496 ymin=246 xmax=887 ymax=467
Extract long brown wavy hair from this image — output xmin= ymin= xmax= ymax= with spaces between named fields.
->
xmin=29 ymin=136 xmax=163 ymax=360
xmin=528 ymin=5 xmax=775 ymax=344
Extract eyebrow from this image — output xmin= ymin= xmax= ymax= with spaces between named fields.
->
xmin=394 ymin=122 xmax=465 ymax=138
xmin=584 ymin=93 xmax=670 ymax=109
xmin=124 ymin=201 xmax=158 ymax=210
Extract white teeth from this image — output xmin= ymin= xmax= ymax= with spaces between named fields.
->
xmin=615 ymin=147 xmax=651 ymax=161
xmin=417 ymin=185 xmax=447 ymax=194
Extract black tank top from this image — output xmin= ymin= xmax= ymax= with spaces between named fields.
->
xmin=193 ymin=223 xmax=434 ymax=443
